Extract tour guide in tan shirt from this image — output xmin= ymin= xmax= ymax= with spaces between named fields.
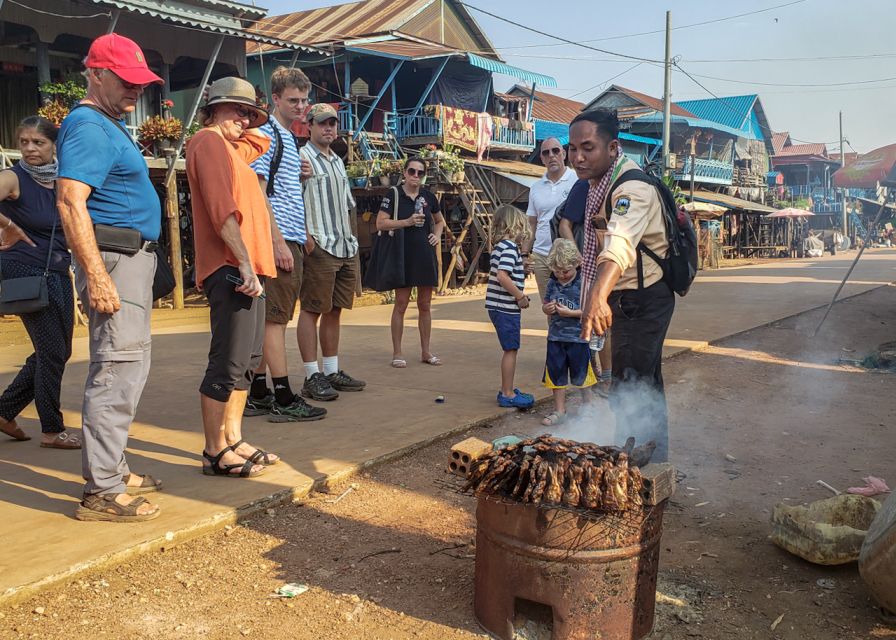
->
xmin=570 ymin=108 xmax=675 ymax=463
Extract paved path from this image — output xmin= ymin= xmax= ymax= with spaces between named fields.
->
xmin=1 ymin=249 xmax=894 ymax=603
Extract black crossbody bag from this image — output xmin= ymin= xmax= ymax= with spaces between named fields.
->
xmin=0 ymin=219 xmax=57 ymax=315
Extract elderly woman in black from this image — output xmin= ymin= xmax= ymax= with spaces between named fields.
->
xmin=0 ymin=116 xmax=80 ymax=449
xmin=376 ymin=157 xmax=446 ymax=368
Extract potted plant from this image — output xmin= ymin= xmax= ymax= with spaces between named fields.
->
xmin=387 ymin=158 xmax=405 ymax=186
xmin=37 ymin=80 xmax=87 ymax=125
xmin=346 ymin=161 xmax=369 ymax=188
xmin=369 ymin=159 xmax=389 ymax=187
xmin=138 ymin=114 xmax=183 ymax=157
xmin=441 ymin=146 xmax=465 ymax=183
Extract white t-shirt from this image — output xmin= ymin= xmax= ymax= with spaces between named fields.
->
xmin=526 ymin=167 xmax=577 ymax=256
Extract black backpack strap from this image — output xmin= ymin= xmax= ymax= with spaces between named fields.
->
xmin=266 ymin=124 xmax=284 ymax=197
xmin=604 ymin=168 xmax=650 ymax=219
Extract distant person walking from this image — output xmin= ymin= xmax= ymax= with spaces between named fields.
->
xmin=187 ymin=77 xmax=281 ymax=478
xmin=372 ymin=157 xmax=446 ymax=368
xmin=57 ymin=33 xmax=165 ymax=522
xmin=297 ymin=104 xmax=366 ymax=402
xmin=524 ymin=137 xmax=576 ymax=304
xmin=0 ymin=116 xmax=80 ymax=450
xmin=244 ymin=66 xmax=326 ymax=423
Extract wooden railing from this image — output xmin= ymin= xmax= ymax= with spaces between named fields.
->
xmin=674 ymin=157 xmax=734 ymax=185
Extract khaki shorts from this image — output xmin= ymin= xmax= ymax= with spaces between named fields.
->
xmin=264 ymin=241 xmax=304 ymax=324
xmin=300 ymin=246 xmax=357 ymax=314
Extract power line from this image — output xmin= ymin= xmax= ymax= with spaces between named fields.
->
xmin=457 ymin=2 xmax=664 ymax=64
xmin=501 ymin=51 xmax=896 ymax=64
xmin=679 ymin=69 xmax=896 ymax=88
xmin=568 ymin=62 xmax=644 ymax=99
xmin=493 ymin=0 xmax=807 ymax=50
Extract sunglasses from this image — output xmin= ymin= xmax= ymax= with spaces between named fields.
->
xmin=234 ymin=106 xmax=253 ymax=120
xmin=540 ymin=147 xmax=563 ymax=157
xmin=406 ymin=167 xmax=425 ymax=177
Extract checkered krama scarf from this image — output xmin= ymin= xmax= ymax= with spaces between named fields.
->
xmin=581 ymin=154 xmax=625 ymax=299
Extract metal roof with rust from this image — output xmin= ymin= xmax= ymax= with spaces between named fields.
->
xmin=507 ymin=85 xmax=584 ymax=124
xmin=248 ymin=0 xmax=497 ymax=56
xmin=775 ymin=142 xmax=828 ymax=157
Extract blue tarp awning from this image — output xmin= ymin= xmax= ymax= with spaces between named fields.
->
xmin=467 ymin=53 xmax=557 ymax=88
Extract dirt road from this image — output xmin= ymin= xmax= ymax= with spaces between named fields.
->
xmin=2 ymin=285 xmax=894 ymax=639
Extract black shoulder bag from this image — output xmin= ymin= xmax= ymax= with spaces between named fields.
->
xmin=362 ymin=187 xmax=406 ymax=292
xmin=0 ymin=218 xmax=57 ymax=315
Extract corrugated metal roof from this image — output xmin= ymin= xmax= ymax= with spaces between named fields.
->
xmin=467 ymin=53 xmax=556 ymax=88
xmin=611 ymin=85 xmax=694 ymax=117
xmin=635 ymin=113 xmax=758 ymax=140
xmin=674 ymin=95 xmax=758 ymax=132
xmin=88 ymin=0 xmax=324 ymax=52
xmin=509 ymin=86 xmax=584 ymax=123
xmin=775 ymin=142 xmax=828 ymax=157
xmin=771 ymin=132 xmax=791 ymax=155
xmin=345 ymin=37 xmax=458 ymax=60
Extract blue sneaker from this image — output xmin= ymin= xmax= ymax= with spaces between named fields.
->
xmin=497 ymin=391 xmax=535 ymax=409
xmin=514 ymin=388 xmax=535 ymax=402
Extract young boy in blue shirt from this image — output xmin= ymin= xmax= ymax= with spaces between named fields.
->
xmin=541 ymin=239 xmax=598 ymax=425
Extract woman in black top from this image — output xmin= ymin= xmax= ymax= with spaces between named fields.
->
xmin=376 ymin=157 xmax=445 ymax=368
xmin=0 ymin=116 xmax=80 ymax=449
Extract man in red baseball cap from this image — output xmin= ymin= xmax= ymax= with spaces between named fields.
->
xmin=55 ymin=32 xmax=165 ymax=522
xmin=85 ymin=33 xmax=163 ymax=87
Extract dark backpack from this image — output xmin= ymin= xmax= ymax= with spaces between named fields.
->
xmin=605 ymin=169 xmax=698 ymax=296
xmin=265 ymin=124 xmax=301 ymax=198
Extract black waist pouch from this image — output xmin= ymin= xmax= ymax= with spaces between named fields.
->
xmin=94 ymin=224 xmax=141 ymax=255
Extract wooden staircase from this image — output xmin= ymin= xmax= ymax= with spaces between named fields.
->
xmin=357 ymin=130 xmax=403 ymax=161
xmin=439 ymin=162 xmax=502 ymax=292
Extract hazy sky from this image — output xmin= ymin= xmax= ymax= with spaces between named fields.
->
xmin=252 ymin=0 xmax=895 ymax=153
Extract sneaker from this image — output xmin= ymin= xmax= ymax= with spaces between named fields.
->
xmin=514 ymin=388 xmax=535 ymax=402
xmin=497 ymin=391 xmax=535 ymax=409
xmin=268 ymin=395 xmax=328 ymax=423
xmin=325 ymin=370 xmax=366 ymax=392
xmin=302 ymin=372 xmax=339 ymax=402
xmin=244 ymin=393 xmax=275 ymax=417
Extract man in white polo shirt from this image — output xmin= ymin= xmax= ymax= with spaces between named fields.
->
xmin=524 ymin=137 xmax=577 ymax=304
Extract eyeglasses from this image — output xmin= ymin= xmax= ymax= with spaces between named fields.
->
xmin=540 ymin=147 xmax=563 ymax=157
xmin=406 ymin=167 xmax=425 ymax=177
xmin=284 ymin=97 xmax=310 ymax=107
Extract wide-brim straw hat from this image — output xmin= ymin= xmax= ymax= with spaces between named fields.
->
xmin=205 ymin=77 xmax=268 ymax=127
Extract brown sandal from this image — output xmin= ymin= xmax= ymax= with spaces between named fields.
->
xmin=74 ymin=493 xmax=161 ymax=522
xmin=0 ymin=418 xmax=30 ymax=441
xmin=40 ymin=430 xmax=82 ymax=449
xmin=124 ymin=473 xmax=163 ymax=494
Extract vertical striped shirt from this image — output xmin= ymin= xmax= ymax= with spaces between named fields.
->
xmin=250 ymin=118 xmax=306 ymax=243
xmin=485 ymin=239 xmax=525 ymax=313
xmin=299 ymin=142 xmax=358 ymax=258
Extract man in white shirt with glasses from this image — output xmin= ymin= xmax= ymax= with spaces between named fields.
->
xmin=525 ymin=137 xmax=577 ymax=304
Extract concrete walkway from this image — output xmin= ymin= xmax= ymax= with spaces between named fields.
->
xmin=1 ymin=249 xmax=894 ymax=603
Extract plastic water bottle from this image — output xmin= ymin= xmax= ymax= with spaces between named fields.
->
xmin=414 ymin=197 xmax=425 ymax=227
xmin=589 ymin=333 xmax=605 ymax=352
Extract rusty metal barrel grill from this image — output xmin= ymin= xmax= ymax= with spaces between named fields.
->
xmin=474 ymin=496 xmax=665 ymax=640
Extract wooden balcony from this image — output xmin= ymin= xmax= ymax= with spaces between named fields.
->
xmin=392 ymin=106 xmax=535 ymax=153
xmin=674 ymin=157 xmax=734 ymax=185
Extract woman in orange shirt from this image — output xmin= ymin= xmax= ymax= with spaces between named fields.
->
xmin=186 ymin=77 xmax=278 ymax=479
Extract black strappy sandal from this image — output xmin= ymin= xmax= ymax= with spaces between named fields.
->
xmin=229 ymin=439 xmax=279 ymax=466
xmin=202 ymin=447 xmax=265 ymax=478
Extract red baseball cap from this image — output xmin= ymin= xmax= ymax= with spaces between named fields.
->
xmin=85 ymin=33 xmax=163 ymax=86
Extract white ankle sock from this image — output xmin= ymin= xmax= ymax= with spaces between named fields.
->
xmin=303 ymin=361 xmax=320 ymax=378
xmin=322 ymin=356 xmax=339 ymax=376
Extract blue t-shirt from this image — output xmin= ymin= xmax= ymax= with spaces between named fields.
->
xmin=57 ymin=106 xmax=161 ymax=241
xmin=545 ymin=269 xmax=587 ymax=343
xmin=558 ymin=178 xmax=590 ymax=225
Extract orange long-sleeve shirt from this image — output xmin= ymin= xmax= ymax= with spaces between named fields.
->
xmin=186 ymin=128 xmax=275 ymax=287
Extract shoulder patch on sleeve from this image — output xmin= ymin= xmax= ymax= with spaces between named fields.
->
xmin=612 ymin=196 xmax=631 ymax=216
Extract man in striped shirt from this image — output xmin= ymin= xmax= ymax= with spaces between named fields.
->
xmin=244 ymin=67 xmax=326 ymax=423
xmin=296 ymin=104 xmax=366 ymax=402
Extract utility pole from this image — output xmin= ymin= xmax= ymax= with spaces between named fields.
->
xmin=839 ymin=111 xmax=847 ymax=236
xmin=661 ymin=10 xmax=672 ymax=175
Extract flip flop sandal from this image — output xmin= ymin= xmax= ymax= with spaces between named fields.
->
xmin=40 ymin=430 xmax=82 ymax=449
xmin=421 ymin=355 xmax=443 ymax=366
xmin=0 ymin=418 xmax=30 ymax=441
xmin=229 ymin=439 xmax=279 ymax=466
xmin=541 ymin=412 xmax=567 ymax=426
xmin=124 ymin=473 xmax=163 ymax=494
xmin=202 ymin=447 xmax=265 ymax=478
xmin=391 ymin=358 xmax=408 ymax=368
xmin=74 ymin=493 xmax=160 ymax=522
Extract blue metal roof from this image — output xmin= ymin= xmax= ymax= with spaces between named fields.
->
xmin=534 ymin=119 xmax=661 ymax=147
xmin=635 ymin=113 xmax=759 ymax=140
xmin=467 ymin=53 xmax=557 ymax=88
xmin=620 ymin=132 xmax=661 ymax=146
xmin=674 ymin=95 xmax=758 ymax=132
